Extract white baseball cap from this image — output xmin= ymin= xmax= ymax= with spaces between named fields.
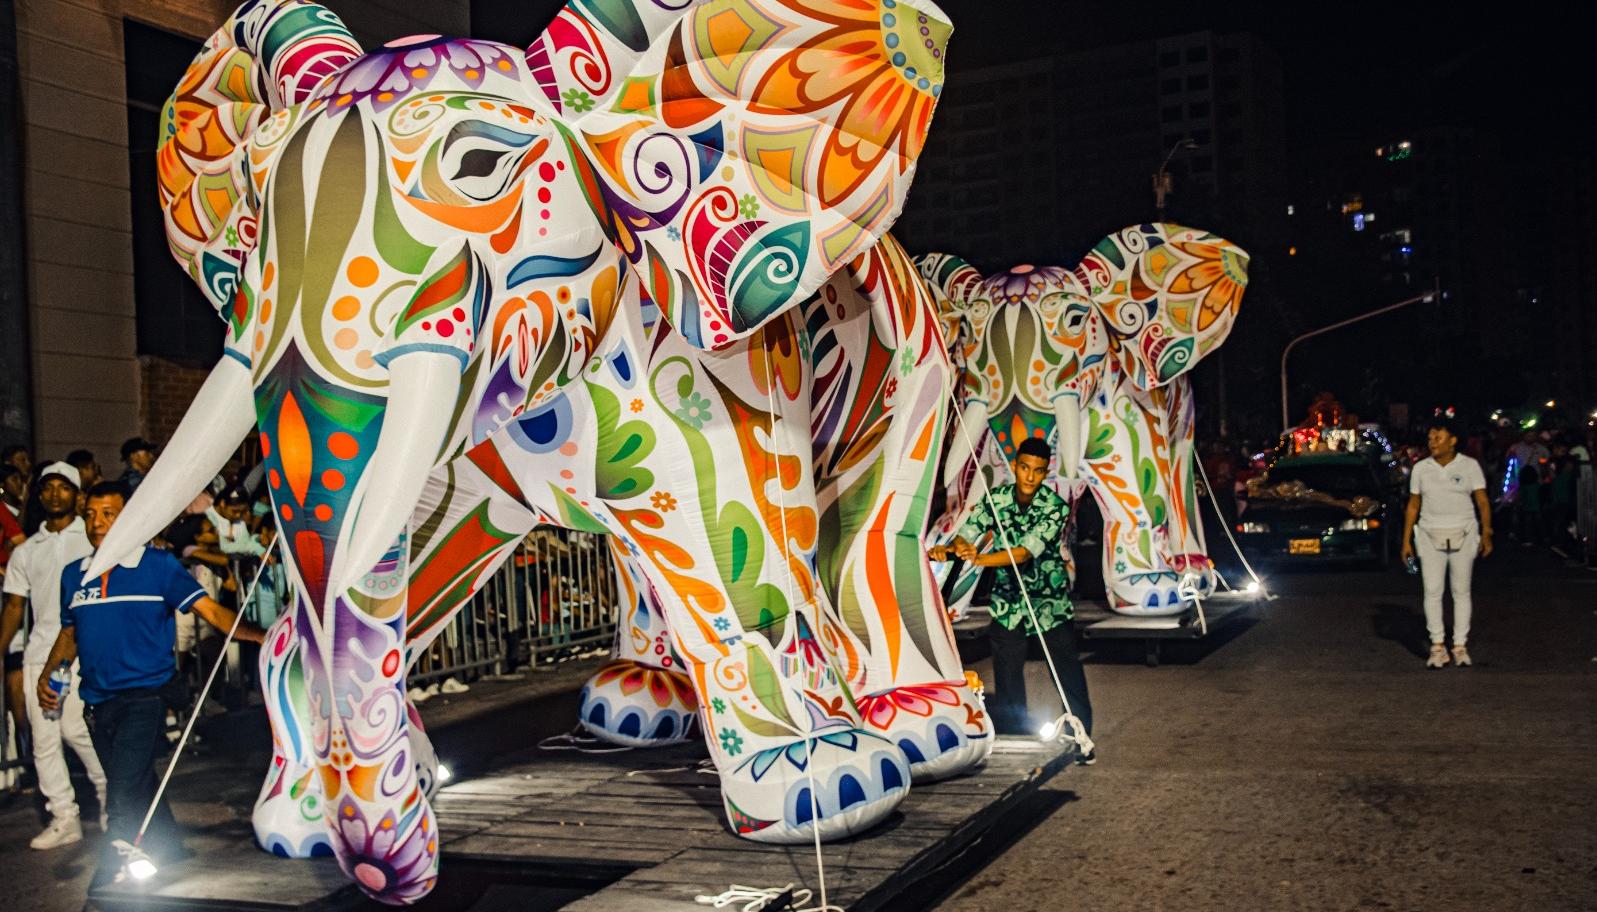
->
xmin=38 ymin=461 xmax=81 ymax=489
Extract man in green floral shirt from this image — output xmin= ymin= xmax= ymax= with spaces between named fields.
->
xmin=930 ymin=438 xmax=1093 ymax=745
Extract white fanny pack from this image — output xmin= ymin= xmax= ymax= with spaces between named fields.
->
xmin=1422 ymin=526 xmax=1473 ymax=553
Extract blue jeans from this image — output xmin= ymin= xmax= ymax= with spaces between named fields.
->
xmin=87 ymin=686 xmax=181 ymax=887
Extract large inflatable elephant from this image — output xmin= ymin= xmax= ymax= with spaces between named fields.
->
xmin=917 ymin=224 xmax=1249 ymax=616
xmin=91 ymin=0 xmax=962 ymax=902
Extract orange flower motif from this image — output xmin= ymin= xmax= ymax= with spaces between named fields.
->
xmin=650 ymin=491 xmax=678 ymax=512
xmin=1169 ymin=241 xmax=1250 ymax=332
xmin=592 ymin=660 xmax=698 ymax=710
xmin=630 ymin=398 xmax=644 ymax=413
xmin=750 ymin=0 xmax=948 ymax=209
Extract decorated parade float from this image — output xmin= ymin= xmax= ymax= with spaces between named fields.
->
xmin=79 ymin=1 xmax=1088 ymax=908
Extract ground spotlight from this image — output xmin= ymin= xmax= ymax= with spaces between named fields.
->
xmin=436 ymin=762 xmax=453 ymax=784
xmin=113 ymin=839 xmax=159 ymax=881
xmin=1246 ymin=580 xmax=1261 ymax=594
xmin=1038 ymin=719 xmax=1058 ymax=740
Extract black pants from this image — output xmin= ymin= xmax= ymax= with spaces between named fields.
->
xmin=87 ymin=688 xmax=182 ymax=887
xmin=987 ymin=620 xmax=1092 ymax=737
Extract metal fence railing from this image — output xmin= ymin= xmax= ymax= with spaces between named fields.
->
xmin=408 ymin=527 xmax=619 ymax=686
xmin=0 ymin=527 xmax=620 ymax=778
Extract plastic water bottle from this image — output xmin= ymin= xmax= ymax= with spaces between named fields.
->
xmin=43 ymin=661 xmax=72 ymax=721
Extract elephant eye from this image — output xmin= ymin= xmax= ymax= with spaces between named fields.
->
xmin=438 ymin=121 xmax=537 ymax=203
xmin=454 ymin=148 xmax=508 ymax=180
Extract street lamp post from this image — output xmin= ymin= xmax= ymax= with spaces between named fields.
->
xmin=1153 ymin=138 xmax=1198 ymax=220
xmin=1279 ymin=284 xmax=1440 ymax=429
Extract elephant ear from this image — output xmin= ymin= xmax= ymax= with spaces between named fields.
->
xmin=532 ymin=0 xmax=953 ymax=349
xmin=159 ymin=0 xmax=361 ymax=311
xmin=1073 ymin=223 xmax=1250 ymax=388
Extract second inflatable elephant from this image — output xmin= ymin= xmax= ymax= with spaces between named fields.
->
xmin=918 ymin=223 xmax=1249 ymax=616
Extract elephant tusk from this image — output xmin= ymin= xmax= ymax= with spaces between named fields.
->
xmin=86 ymin=357 xmax=256 ymax=577
xmin=325 ymin=350 xmax=461 ymax=596
xmin=944 ymin=400 xmax=989 ymax=487
xmin=1052 ymin=393 xmax=1085 ymax=481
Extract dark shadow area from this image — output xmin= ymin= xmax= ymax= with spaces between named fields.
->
xmin=1080 ymin=613 xmax=1262 ymax=667
xmin=365 ymin=859 xmax=627 ymax=912
xmin=892 ymin=789 xmax=1078 ymax=911
xmin=1372 ymin=601 xmax=1428 ymax=658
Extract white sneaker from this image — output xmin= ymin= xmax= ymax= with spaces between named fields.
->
xmin=30 ymin=816 xmax=83 ymax=850
xmin=1425 ymin=644 xmax=1450 ymax=669
xmin=407 ymin=686 xmax=431 ymax=703
xmin=1451 ymin=645 xmax=1472 ymax=667
xmin=440 ymin=677 xmax=469 ymax=694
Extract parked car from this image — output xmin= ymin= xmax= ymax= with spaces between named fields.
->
xmin=1234 ymin=452 xmax=1400 ymax=566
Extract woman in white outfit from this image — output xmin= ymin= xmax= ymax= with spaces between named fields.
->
xmin=1400 ymin=418 xmax=1493 ymax=668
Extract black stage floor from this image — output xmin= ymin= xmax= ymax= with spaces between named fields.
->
xmin=89 ymin=735 xmax=1076 ymax=912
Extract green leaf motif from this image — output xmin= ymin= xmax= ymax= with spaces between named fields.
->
xmin=746 ymin=648 xmax=798 ymax=731
xmin=587 ymin=381 xmax=656 ymax=501
xmin=1085 ymin=409 xmax=1115 ymax=461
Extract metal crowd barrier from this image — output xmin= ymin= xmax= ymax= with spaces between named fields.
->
xmin=408 ymin=527 xmax=619 ymax=686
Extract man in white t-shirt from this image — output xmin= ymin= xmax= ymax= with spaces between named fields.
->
xmin=1401 ymin=418 xmax=1493 ymax=669
xmin=0 ymin=462 xmax=107 ymax=848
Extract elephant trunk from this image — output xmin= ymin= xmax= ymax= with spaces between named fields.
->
xmin=87 ymin=357 xmax=256 ymax=576
xmin=255 ymin=345 xmax=460 ymax=904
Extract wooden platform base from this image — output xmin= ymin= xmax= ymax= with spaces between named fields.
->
xmin=91 ymin=736 xmax=1075 ymax=912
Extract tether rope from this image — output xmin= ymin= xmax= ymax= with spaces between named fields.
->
xmin=136 ymin=554 xmax=269 ymax=847
xmin=761 ymin=328 xmax=840 ymax=912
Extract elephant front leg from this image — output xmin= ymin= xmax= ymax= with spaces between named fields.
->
xmin=252 ymin=607 xmax=333 ymax=858
xmin=303 ymin=537 xmax=439 ymax=905
xmin=578 ymin=539 xmax=698 ymax=746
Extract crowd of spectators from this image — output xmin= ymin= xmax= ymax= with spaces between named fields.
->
xmin=0 ymin=437 xmax=287 ymax=834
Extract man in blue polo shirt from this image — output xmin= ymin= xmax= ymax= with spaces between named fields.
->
xmin=37 ymin=481 xmax=265 ymax=885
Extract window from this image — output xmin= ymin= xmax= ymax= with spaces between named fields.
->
xmin=1191 ymin=155 xmax=1213 ymax=173
xmin=1161 ymin=104 xmax=1183 ymax=122
xmin=1219 ymin=46 xmax=1241 ymax=63
xmin=1186 ymin=46 xmax=1208 ymax=63
xmin=1160 ymin=77 xmax=1182 ymax=93
xmin=1191 ymin=128 xmax=1212 ymax=144
xmin=125 ymin=20 xmax=219 ymax=366
xmin=1189 ymin=101 xmax=1211 ymax=117
xmin=1187 ymin=74 xmax=1209 ymax=90
xmin=1159 ymin=50 xmax=1180 ymax=67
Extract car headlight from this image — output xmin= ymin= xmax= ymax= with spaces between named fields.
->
xmin=1337 ymin=518 xmax=1381 ymax=531
xmin=1236 ymin=521 xmax=1270 ymax=533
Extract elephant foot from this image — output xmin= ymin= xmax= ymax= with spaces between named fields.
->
xmin=719 ymin=728 xmax=909 ymax=844
xmin=578 ymin=659 xmax=700 ymax=747
xmin=252 ymin=762 xmax=333 ymax=858
xmin=857 ymin=680 xmax=993 ymax=783
xmin=328 ymin=795 xmax=439 ymax=906
xmin=1114 ymin=568 xmax=1214 ymax=616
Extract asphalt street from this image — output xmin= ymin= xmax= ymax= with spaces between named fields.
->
xmin=932 ymin=548 xmax=1597 ymax=912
